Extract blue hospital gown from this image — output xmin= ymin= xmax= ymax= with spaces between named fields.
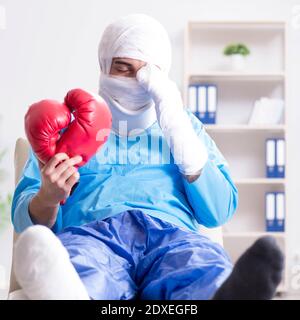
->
xmin=11 ymin=111 xmax=238 ymax=299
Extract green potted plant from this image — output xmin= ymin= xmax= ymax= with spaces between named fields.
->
xmin=223 ymin=43 xmax=250 ymax=71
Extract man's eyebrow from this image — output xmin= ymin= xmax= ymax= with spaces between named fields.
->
xmin=114 ymin=60 xmax=133 ymax=67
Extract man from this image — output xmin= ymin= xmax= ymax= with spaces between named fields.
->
xmin=11 ymin=14 xmax=283 ymax=300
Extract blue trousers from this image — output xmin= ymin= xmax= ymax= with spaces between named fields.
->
xmin=57 ymin=210 xmax=232 ymax=300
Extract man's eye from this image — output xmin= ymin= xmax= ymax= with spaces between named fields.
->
xmin=117 ymin=67 xmax=131 ymax=72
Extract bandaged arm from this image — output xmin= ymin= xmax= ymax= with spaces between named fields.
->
xmin=137 ymin=64 xmax=238 ymax=227
xmin=11 ymin=148 xmax=63 ymax=233
xmin=137 ymin=64 xmax=208 ymax=176
xmin=183 ymin=112 xmax=238 ymax=227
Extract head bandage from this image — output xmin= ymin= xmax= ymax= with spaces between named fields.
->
xmin=98 ymin=14 xmax=172 ymax=136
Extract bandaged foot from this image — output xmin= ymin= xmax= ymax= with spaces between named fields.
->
xmin=14 ymin=225 xmax=90 ymax=300
xmin=213 ymin=236 xmax=284 ymax=300
xmin=137 ymin=64 xmax=208 ymax=175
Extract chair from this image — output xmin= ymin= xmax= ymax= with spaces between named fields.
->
xmin=8 ymin=137 xmax=223 ymax=299
xmin=8 ymin=138 xmax=30 ymax=299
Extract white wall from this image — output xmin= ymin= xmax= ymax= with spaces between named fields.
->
xmin=0 ymin=0 xmax=300 ymax=295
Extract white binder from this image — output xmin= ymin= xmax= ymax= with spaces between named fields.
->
xmin=276 ymin=192 xmax=285 ymax=229
xmin=266 ymin=193 xmax=276 ymax=223
xmin=276 ymin=139 xmax=285 ymax=176
xmin=266 ymin=139 xmax=276 ymax=177
xmin=188 ymin=85 xmax=197 ymax=113
xmin=197 ymin=85 xmax=207 ymax=116
xmin=207 ymin=85 xmax=217 ymax=113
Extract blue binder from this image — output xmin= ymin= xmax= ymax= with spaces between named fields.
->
xmin=196 ymin=84 xmax=217 ymax=124
xmin=206 ymin=85 xmax=217 ymax=124
xmin=266 ymin=139 xmax=286 ymax=178
xmin=197 ymin=85 xmax=207 ymax=122
xmin=266 ymin=192 xmax=276 ymax=231
xmin=265 ymin=192 xmax=285 ymax=232
xmin=276 ymin=139 xmax=285 ymax=178
xmin=266 ymin=139 xmax=276 ymax=178
xmin=275 ymin=192 xmax=285 ymax=232
xmin=188 ymin=85 xmax=198 ymax=115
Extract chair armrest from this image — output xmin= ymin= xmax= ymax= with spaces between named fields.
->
xmin=8 ymin=138 xmax=30 ymax=296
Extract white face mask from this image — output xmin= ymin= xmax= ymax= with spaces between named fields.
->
xmin=99 ymin=73 xmax=157 ymax=136
xmin=99 ymin=74 xmax=153 ymax=114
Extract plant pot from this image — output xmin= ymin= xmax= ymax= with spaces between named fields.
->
xmin=230 ymin=54 xmax=246 ymax=71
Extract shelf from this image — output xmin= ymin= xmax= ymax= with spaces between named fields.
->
xmin=189 ymin=72 xmax=285 ymax=82
xmin=223 ymin=231 xmax=286 ymax=239
xmin=234 ymin=178 xmax=286 ymax=185
xmin=189 ymin=21 xmax=286 ymax=31
xmin=186 ymin=20 xmax=288 ymax=294
xmin=204 ymin=125 xmax=286 ymax=133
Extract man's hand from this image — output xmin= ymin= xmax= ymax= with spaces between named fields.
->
xmin=38 ymin=153 xmax=81 ymax=205
xmin=136 ymin=63 xmax=183 ymax=118
xmin=137 ymin=63 xmax=208 ymax=177
xmin=29 ymin=153 xmax=82 ymax=228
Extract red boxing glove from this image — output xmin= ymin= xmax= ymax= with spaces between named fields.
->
xmin=25 ymin=88 xmax=112 ymax=167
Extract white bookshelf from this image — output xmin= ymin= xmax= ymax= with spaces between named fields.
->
xmin=223 ymin=231 xmax=286 ymax=238
xmin=189 ymin=72 xmax=285 ymax=82
xmin=205 ymin=124 xmax=286 ymax=133
xmin=184 ymin=21 xmax=288 ymax=293
xmin=234 ymin=178 xmax=286 ymax=185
